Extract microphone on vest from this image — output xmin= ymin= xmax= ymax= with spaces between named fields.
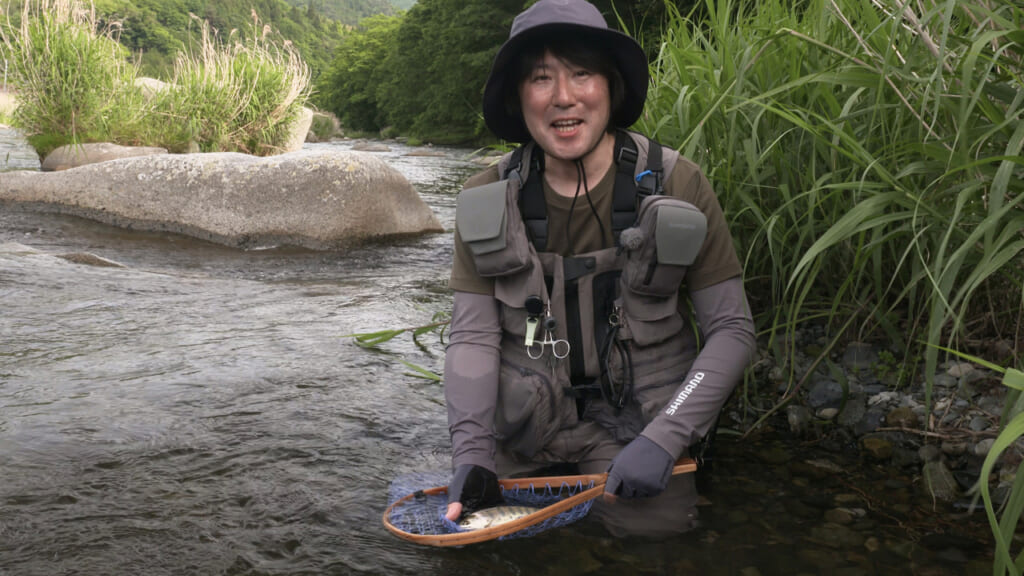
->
xmin=619 ymin=227 xmax=645 ymax=251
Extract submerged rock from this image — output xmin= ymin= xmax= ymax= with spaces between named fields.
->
xmin=0 ymin=150 xmax=443 ymax=249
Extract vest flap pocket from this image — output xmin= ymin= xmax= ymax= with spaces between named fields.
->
xmin=457 ymin=180 xmax=508 ymax=255
xmin=656 ymin=203 xmax=707 ymax=266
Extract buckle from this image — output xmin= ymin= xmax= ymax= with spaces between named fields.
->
xmin=617 ymin=145 xmax=638 ymax=167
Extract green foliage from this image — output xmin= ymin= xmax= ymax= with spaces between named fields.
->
xmin=278 ymin=0 xmax=394 ymax=25
xmin=0 ymin=0 xmax=151 ymax=156
xmin=2 ymin=0 xmax=310 ymax=156
xmin=152 ymin=15 xmax=311 ymax=154
xmin=639 ymin=0 xmax=1024 ymax=406
xmin=316 ymin=13 xmax=399 ymax=132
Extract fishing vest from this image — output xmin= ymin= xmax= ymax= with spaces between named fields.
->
xmin=456 ymin=130 xmax=708 ymax=458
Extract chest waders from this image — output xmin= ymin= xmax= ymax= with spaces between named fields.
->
xmin=456 ymin=130 xmax=713 ymax=471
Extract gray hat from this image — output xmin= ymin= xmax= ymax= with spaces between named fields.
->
xmin=483 ymin=0 xmax=649 ymax=143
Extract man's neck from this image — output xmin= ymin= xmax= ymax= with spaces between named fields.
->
xmin=541 ymin=132 xmax=616 ymax=197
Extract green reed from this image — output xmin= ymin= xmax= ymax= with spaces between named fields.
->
xmin=640 ymin=0 xmax=1023 ymax=568
xmin=640 ymin=0 xmax=1023 ymax=399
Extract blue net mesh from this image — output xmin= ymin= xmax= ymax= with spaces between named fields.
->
xmin=386 ymin=470 xmax=598 ymax=540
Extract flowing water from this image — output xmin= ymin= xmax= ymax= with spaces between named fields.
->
xmin=0 ymin=132 xmax=994 ymax=575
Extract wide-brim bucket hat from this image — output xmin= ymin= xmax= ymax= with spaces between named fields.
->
xmin=483 ymin=0 xmax=649 ymax=143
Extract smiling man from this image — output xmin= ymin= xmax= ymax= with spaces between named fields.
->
xmin=442 ymin=0 xmax=757 ymax=538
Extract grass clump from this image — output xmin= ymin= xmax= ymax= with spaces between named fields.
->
xmin=0 ymin=0 xmax=311 ymax=157
xmin=0 ymin=0 xmax=149 ymax=156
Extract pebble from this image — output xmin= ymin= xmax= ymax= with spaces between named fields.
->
xmin=975 ymin=438 xmax=996 ymax=457
xmin=922 ymin=460 xmax=960 ymax=501
xmin=861 ymin=436 xmax=893 ymax=460
xmin=885 ymin=406 xmax=919 ymax=428
xmin=968 ymin=415 xmax=991 ymax=432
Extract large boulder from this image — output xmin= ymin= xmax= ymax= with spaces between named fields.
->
xmin=0 ymin=149 xmax=443 ymax=249
xmin=42 ymin=142 xmax=168 ymax=172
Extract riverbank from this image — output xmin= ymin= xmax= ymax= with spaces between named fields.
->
xmin=730 ymin=331 xmax=1014 ymax=511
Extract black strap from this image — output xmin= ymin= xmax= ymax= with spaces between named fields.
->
xmin=611 ymin=131 xmax=639 ymax=243
xmin=511 ymin=132 xmax=667 ymax=253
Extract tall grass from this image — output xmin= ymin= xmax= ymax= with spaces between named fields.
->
xmin=640 ymin=0 xmax=1024 ymax=404
xmin=0 ymin=0 xmax=311 ymax=156
xmin=154 ymin=12 xmax=311 ymax=154
xmin=0 ymin=0 xmax=149 ymax=155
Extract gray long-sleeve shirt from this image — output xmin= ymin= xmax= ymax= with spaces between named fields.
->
xmin=444 ymin=275 xmax=756 ymax=470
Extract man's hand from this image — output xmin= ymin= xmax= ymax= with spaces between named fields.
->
xmin=444 ymin=464 xmax=503 ymax=521
xmin=604 ymin=435 xmax=674 ymax=499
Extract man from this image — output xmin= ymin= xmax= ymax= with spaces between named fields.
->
xmin=443 ymin=0 xmax=756 ymax=537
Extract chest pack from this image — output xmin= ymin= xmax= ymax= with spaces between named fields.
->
xmin=503 ymin=130 xmax=665 ymax=251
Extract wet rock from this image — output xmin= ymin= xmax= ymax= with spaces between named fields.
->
xmin=842 ymin=342 xmax=877 ymax=372
xmin=404 ymin=148 xmax=447 ymax=157
xmin=757 ymin=444 xmax=793 ymax=465
xmin=837 ymin=394 xmax=867 ymax=428
xmin=56 ymin=252 xmax=125 ymax=268
xmin=808 ymin=522 xmax=865 ymax=548
xmin=787 ymin=405 xmax=814 ymax=436
xmin=853 ymin=408 xmax=885 ymax=436
xmin=798 ymin=549 xmax=838 ymax=571
xmin=918 ymin=444 xmax=942 ymax=463
xmin=974 ymin=438 xmax=995 ymax=457
xmin=352 ymin=142 xmax=391 ymax=152
xmin=861 ymin=435 xmax=893 ymax=460
xmin=823 ymin=508 xmax=854 ymax=525
xmin=0 ymin=150 xmax=443 ymax=250
xmin=885 ymin=406 xmax=920 ymax=429
xmin=922 ymin=460 xmax=960 ymax=502
xmin=817 ymin=407 xmax=839 ymax=420
xmin=808 ymin=378 xmax=845 ymax=410
xmin=42 ymin=142 xmax=167 ymax=171
xmin=864 ymin=536 xmax=881 ymax=552
xmin=968 ymin=416 xmax=991 ymax=432
xmin=978 ymin=395 xmax=1002 ymax=414
xmin=891 ymin=446 xmax=921 ymax=469
xmin=941 ymin=441 xmax=968 ymax=456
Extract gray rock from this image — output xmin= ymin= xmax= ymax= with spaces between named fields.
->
xmin=975 ymin=438 xmax=996 ymax=457
xmin=281 ymin=107 xmax=315 ymax=154
xmin=918 ymin=444 xmax=942 ymax=463
xmin=42 ymin=143 xmax=168 ymax=172
xmin=837 ymin=394 xmax=867 ymax=428
xmin=787 ymin=404 xmax=814 ymax=436
xmin=842 ymin=342 xmax=877 ymax=372
xmin=0 ymin=150 xmax=443 ymax=249
xmin=808 ymin=377 xmax=844 ymax=410
xmin=933 ymin=372 xmax=959 ymax=388
xmin=352 ymin=143 xmax=392 ymax=152
xmin=853 ymin=407 xmax=885 ymax=436
xmin=922 ymin=460 xmax=960 ymax=501
xmin=968 ymin=415 xmax=992 ymax=432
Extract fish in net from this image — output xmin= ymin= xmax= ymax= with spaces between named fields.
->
xmin=383 ymin=459 xmax=697 ymax=546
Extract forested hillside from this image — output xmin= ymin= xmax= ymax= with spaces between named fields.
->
xmin=278 ymin=0 xmax=395 ymax=24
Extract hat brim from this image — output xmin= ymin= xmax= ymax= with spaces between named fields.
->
xmin=483 ymin=24 xmax=648 ymax=143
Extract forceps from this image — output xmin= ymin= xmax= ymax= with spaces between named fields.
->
xmin=523 ymin=295 xmax=570 ymax=360
xmin=527 ymin=316 xmax=571 ymax=360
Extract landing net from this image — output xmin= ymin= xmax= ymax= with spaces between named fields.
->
xmin=384 ymin=470 xmax=599 ymax=544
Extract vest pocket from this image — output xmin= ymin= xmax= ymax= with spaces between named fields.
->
xmin=457 ymin=179 xmax=533 ymax=277
xmin=620 ymin=196 xmax=706 ymax=297
xmin=495 ymin=358 xmax=566 ymax=458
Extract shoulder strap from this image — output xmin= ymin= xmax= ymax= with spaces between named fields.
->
xmin=507 ymin=133 xmax=670 ymax=251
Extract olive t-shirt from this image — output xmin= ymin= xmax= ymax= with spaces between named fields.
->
xmin=449 ymin=151 xmax=742 ymax=294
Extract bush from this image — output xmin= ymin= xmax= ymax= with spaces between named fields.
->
xmin=1 ymin=0 xmax=311 ymax=156
xmin=0 ymin=0 xmax=150 ymax=156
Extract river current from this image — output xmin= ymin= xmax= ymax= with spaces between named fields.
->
xmin=0 ymin=132 xmax=993 ymax=575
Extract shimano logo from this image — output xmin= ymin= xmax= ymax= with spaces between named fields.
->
xmin=665 ymin=372 xmax=704 ymax=415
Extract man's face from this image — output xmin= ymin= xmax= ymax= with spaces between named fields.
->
xmin=518 ymin=50 xmax=612 ymax=162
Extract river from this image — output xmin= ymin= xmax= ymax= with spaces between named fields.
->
xmin=0 ymin=132 xmax=993 ymax=575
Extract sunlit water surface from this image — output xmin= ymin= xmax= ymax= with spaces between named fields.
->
xmin=0 ymin=135 xmax=992 ymax=575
